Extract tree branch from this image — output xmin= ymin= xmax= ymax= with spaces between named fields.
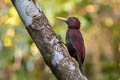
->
xmin=11 ymin=0 xmax=87 ymax=80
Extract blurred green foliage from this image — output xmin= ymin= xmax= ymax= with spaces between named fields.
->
xmin=0 ymin=0 xmax=120 ymax=80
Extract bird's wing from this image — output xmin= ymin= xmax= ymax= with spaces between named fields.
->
xmin=69 ymin=30 xmax=85 ymax=63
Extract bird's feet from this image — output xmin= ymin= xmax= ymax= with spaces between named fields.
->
xmin=57 ymin=34 xmax=62 ymax=41
xmin=58 ymin=41 xmax=66 ymax=45
xmin=57 ymin=34 xmax=66 ymax=46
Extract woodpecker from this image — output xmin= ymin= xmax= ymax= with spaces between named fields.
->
xmin=56 ymin=17 xmax=85 ymax=72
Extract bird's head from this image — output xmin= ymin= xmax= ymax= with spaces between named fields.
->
xmin=56 ymin=17 xmax=81 ymax=29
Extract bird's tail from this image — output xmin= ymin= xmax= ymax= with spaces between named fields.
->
xmin=77 ymin=54 xmax=83 ymax=73
xmin=79 ymin=64 xmax=83 ymax=73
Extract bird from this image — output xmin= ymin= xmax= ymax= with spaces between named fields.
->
xmin=56 ymin=17 xmax=85 ymax=73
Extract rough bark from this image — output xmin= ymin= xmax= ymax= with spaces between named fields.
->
xmin=11 ymin=0 xmax=87 ymax=80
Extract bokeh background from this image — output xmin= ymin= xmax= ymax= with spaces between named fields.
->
xmin=0 ymin=0 xmax=120 ymax=80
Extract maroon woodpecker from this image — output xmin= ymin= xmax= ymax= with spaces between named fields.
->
xmin=56 ymin=17 xmax=85 ymax=72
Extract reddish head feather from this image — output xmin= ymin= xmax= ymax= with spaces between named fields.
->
xmin=66 ymin=17 xmax=81 ymax=29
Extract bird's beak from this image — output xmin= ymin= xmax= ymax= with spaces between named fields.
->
xmin=56 ymin=17 xmax=67 ymax=22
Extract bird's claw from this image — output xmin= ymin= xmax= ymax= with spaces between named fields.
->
xmin=58 ymin=41 xmax=63 ymax=44
xmin=57 ymin=41 xmax=66 ymax=46
xmin=57 ymin=34 xmax=62 ymax=41
xmin=57 ymin=34 xmax=63 ymax=44
xmin=57 ymin=34 xmax=66 ymax=46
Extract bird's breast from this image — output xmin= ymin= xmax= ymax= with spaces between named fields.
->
xmin=66 ymin=30 xmax=76 ymax=55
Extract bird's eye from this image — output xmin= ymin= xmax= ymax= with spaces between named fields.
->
xmin=70 ymin=19 xmax=74 ymax=23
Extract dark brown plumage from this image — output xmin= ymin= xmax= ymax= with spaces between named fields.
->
xmin=57 ymin=17 xmax=85 ymax=72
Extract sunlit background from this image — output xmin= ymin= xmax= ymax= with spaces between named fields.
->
xmin=0 ymin=0 xmax=120 ymax=80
